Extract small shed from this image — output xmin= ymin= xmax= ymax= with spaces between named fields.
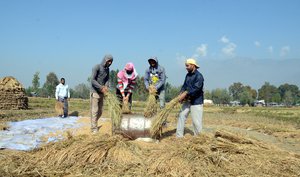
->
xmin=0 ymin=76 xmax=28 ymax=110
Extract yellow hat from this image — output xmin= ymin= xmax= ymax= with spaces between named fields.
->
xmin=186 ymin=58 xmax=199 ymax=68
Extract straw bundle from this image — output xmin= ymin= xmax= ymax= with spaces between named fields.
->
xmin=150 ymin=96 xmax=180 ymax=138
xmin=55 ymin=101 xmax=64 ymax=116
xmin=105 ymin=92 xmax=122 ymax=133
xmin=122 ymin=99 xmax=131 ymax=114
xmin=144 ymin=85 xmax=159 ymax=118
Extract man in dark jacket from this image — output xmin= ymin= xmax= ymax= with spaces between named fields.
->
xmin=90 ymin=54 xmax=113 ymax=133
xmin=176 ymin=58 xmax=204 ymax=137
xmin=144 ymin=57 xmax=166 ymax=108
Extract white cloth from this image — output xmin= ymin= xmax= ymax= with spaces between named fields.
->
xmin=55 ymin=83 xmax=70 ymax=99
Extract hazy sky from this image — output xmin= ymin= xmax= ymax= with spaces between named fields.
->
xmin=1 ymin=0 xmax=299 ymax=91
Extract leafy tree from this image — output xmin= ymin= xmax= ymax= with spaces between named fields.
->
xmin=165 ymin=82 xmax=181 ymax=102
xmin=42 ymin=72 xmax=59 ymax=98
xmin=243 ymin=85 xmax=257 ymax=100
xmin=278 ymin=83 xmax=299 ymax=105
xmin=32 ymin=71 xmax=40 ymax=92
xmin=72 ymin=83 xmax=90 ymax=99
xmin=133 ymin=76 xmax=148 ymax=101
xmin=283 ymin=91 xmax=293 ymax=106
xmin=239 ymin=89 xmax=254 ymax=105
xmin=204 ymin=90 xmax=212 ymax=100
xmin=258 ymin=82 xmax=279 ymax=103
xmin=211 ymin=88 xmax=230 ymax=105
xmin=229 ymin=82 xmax=244 ymax=100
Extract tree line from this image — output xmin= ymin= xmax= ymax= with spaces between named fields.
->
xmin=25 ymin=71 xmax=300 ymax=106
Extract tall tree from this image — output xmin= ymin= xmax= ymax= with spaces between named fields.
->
xmin=211 ymin=88 xmax=231 ymax=105
xmin=72 ymin=83 xmax=90 ymax=99
xmin=278 ymin=83 xmax=299 ymax=105
xmin=258 ymin=82 xmax=279 ymax=103
xmin=229 ymin=82 xmax=244 ymax=100
xmin=32 ymin=71 xmax=40 ymax=92
xmin=42 ymin=72 xmax=59 ymax=98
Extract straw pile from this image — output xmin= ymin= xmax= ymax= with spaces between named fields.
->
xmin=150 ymin=96 xmax=180 ymax=138
xmin=1 ymin=130 xmax=300 ymax=176
xmin=105 ymin=92 xmax=122 ymax=133
xmin=0 ymin=76 xmax=28 ymax=110
xmin=144 ymin=85 xmax=159 ymax=118
xmin=55 ymin=101 xmax=64 ymax=116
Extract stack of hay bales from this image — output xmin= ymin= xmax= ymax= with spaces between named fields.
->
xmin=0 ymin=76 xmax=28 ymax=110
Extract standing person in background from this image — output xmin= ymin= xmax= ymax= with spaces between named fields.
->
xmin=144 ymin=57 xmax=166 ymax=109
xmin=55 ymin=78 xmax=70 ymax=118
xmin=90 ymin=54 xmax=113 ymax=133
xmin=116 ymin=62 xmax=138 ymax=110
xmin=176 ymin=58 xmax=204 ymax=138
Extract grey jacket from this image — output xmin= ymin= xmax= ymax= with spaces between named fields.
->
xmin=144 ymin=57 xmax=166 ymax=92
xmin=90 ymin=55 xmax=113 ymax=94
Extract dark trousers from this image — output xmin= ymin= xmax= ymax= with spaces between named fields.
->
xmin=58 ymin=97 xmax=68 ymax=117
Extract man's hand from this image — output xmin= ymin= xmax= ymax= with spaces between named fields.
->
xmin=123 ymin=94 xmax=130 ymax=102
xmin=149 ymin=85 xmax=157 ymax=94
xmin=178 ymin=91 xmax=188 ymax=103
xmin=101 ymin=86 xmax=108 ymax=94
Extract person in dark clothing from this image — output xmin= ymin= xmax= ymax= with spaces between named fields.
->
xmin=90 ymin=54 xmax=113 ymax=133
xmin=176 ymin=58 xmax=204 ymax=137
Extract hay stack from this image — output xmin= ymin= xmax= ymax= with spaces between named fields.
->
xmin=0 ymin=76 xmax=28 ymax=110
xmin=144 ymin=85 xmax=159 ymax=118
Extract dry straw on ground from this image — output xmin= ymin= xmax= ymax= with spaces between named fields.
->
xmin=144 ymin=85 xmax=159 ymax=118
xmin=1 ymin=130 xmax=300 ymax=176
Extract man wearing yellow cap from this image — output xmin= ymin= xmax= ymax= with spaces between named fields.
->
xmin=176 ymin=58 xmax=204 ymax=137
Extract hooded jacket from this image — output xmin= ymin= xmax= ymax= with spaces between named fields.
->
xmin=91 ymin=54 xmax=113 ymax=94
xmin=144 ymin=57 xmax=166 ymax=92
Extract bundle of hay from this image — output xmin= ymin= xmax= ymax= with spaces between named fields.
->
xmin=122 ymin=99 xmax=131 ymax=114
xmin=105 ymin=92 xmax=122 ymax=133
xmin=144 ymin=85 xmax=159 ymax=118
xmin=150 ymin=96 xmax=180 ymax=138
xmin=55 ymin=101 xmax=64 ymax=116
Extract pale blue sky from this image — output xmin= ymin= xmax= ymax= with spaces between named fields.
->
xmin=1 ymin=0 xmax=299 ymax=90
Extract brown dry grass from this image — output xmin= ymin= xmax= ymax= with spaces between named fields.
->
xmin=150 ymin=96 xmax=180 ymax=138
xmin=144 ymin=85 xmax=159 ymax=118
xmin=105 ymin=92 xmax=122 ymax=133
xmin=1 ymin=130 xmax=300 ymax=177
xmin=122 ymin=99 xmax=131 ymax=114
xmin=54 ymin=101 xmax=63 ymax=116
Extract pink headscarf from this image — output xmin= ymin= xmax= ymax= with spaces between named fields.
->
xmin=117 ymin=62 xmax=138 ymax=89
